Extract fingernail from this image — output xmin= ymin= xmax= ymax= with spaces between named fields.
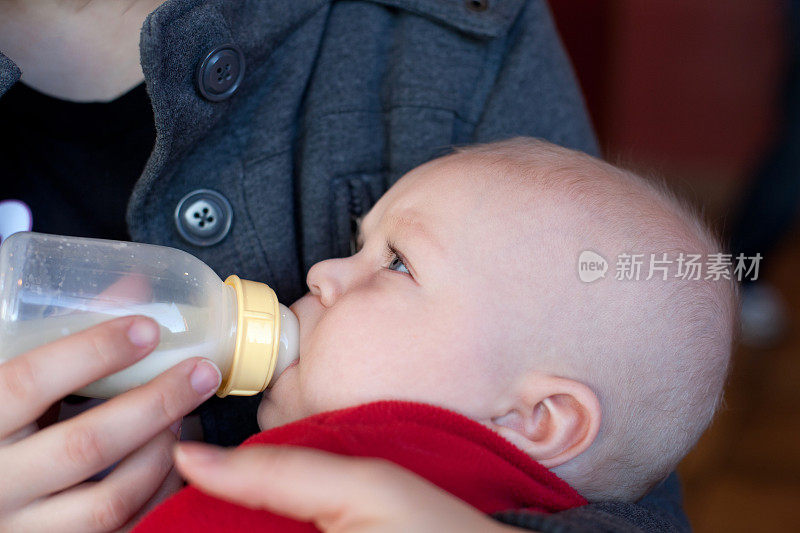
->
xmin=127 ymin=318 xmax=159 ymax=347
xmin=176 ymin=442 xmax=224 ymax=464
xmin=190 ymin=360 xmax=221 ymax=395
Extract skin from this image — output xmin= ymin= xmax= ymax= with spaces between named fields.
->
xmin=170 ymin=153 xmax=606 ymax=531
xmin=189 ymin=145 xmax=728 ymax=509
xmin=260 ymin=157 xmax=506 ymax=428
xmin=0 ymin=316 xmax=221 ymax=531
xmin=258 ymin=154 xmax=601 ymax=469
xmin=0 ymin=1 xmax=165 ymax=101
xmin=175 ymin=152 xmax=600 ymax=533
xmin=174 ymin=443 xmax=520 ymax=533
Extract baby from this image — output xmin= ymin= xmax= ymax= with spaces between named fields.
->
xmin=136 ymin=137 xmax=737 ymax=533
xmin=256 ymin=137 xmax=736 ymax=503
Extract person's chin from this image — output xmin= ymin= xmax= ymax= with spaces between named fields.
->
xmin=256 ymin=393 xmax=288 ymax=431
xmin=256 ymin=375 xmax=302 ymax=430
xmin=256 ymin=394 xmax=271 ymax=431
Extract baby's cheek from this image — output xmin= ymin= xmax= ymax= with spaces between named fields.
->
xmin=289 ymin=291 xmax=421 ymax=410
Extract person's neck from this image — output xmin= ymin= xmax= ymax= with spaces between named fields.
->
xmin=0 ymin=0 xmax=167 ymax=102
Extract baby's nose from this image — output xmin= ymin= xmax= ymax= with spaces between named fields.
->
xmin=308 ymin=279 xmax=336 ymax=307
xmin=306 ymin=258 xmax=344 ymax=307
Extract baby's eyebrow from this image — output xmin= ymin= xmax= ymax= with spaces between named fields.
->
xmin=386 ymin=215 xmax=444 ymax=254
xmin=357 ymin=211 xmax=444 ymax=256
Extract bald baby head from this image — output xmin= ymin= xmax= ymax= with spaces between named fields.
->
xmin=444 ymin=138 xmax=737 ymax=500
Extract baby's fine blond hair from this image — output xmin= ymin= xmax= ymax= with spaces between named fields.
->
xmin=450 ymin=138 xmax=738 ymax=501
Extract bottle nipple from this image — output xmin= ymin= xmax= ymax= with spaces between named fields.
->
xmin=272 ymin=303 xmax=299 ymax=386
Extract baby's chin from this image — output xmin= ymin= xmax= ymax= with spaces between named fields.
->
xmin=257 ymin=391 xmax=290 ymax=431
xmin=256 ymin=368 xmax=305 ymax=430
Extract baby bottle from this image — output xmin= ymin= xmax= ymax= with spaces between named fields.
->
xmin=0 ymin=232 xmax=299 ymax=398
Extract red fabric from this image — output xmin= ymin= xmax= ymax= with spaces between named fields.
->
xmin=134 ymin=401 xmax=586 ymax=532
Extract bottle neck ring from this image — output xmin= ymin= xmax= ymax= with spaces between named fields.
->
xmin=217 ymin=275 xmax=281 ymax=397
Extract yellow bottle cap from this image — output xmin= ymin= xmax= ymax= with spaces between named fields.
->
xmin=217 ymin=275 xmax=281 ymax=397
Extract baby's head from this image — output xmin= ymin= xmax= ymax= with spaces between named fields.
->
xmin=258 ymin=138 xmax=737 ymax=501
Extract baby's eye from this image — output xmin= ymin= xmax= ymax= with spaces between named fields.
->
xmin=384 ymin=243 xmax=411 ymax=276
xmin=387 ymin=252 xmax=410 ymax=274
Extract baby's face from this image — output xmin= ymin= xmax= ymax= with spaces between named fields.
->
xmin=258 ymin=157 xmax=522 ymax=430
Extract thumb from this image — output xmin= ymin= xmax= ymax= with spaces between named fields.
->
xmin=174 ymin=442 xmax=394 ymax=526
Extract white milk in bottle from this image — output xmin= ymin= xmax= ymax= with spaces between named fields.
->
xmin=0 ymin=232 xmax=298 ymax=398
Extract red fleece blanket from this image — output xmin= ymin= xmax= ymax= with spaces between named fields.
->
xmin=134 ymin=401 xmax=585 ymax=532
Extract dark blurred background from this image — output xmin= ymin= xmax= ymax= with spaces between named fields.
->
xmin=549 ymin=1 xmax=800 ymax=530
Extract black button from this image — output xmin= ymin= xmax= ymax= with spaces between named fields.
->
xmin=174 ymin=189 xmax=233 ymax=246
xmin=196 ymin=44 xmax=245 ymax=102
xmin=465 ymin=0 xmax=489 ymax=12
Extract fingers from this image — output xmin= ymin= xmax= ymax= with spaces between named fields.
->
xmin=174 ymin=444 xmax=502 ymax=533
xmin=0 ymin=316 xmax=159 ymax=439
xmin=174 ymin=444 xmax=402 ymax=523
xmin=0 ymin=358 xmax=220 ymax=510
xmin=4 ymin=428 xmax=177 ymax=533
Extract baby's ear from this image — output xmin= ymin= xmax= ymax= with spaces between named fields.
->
xmin=488 ymin=373 xmax=601 ymax=469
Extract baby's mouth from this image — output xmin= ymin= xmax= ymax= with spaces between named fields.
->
xmin=272 ymin=359 xmax=298 ymax=387
xmin=269 ymin=346 xmax=300 ymax=389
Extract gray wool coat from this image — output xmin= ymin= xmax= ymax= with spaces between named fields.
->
xmin=0 ymin=0 xmax=688 ymax=530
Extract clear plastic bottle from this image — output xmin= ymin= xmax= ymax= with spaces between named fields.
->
xmin=0 ymin=232 xmax=299 ymax=398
